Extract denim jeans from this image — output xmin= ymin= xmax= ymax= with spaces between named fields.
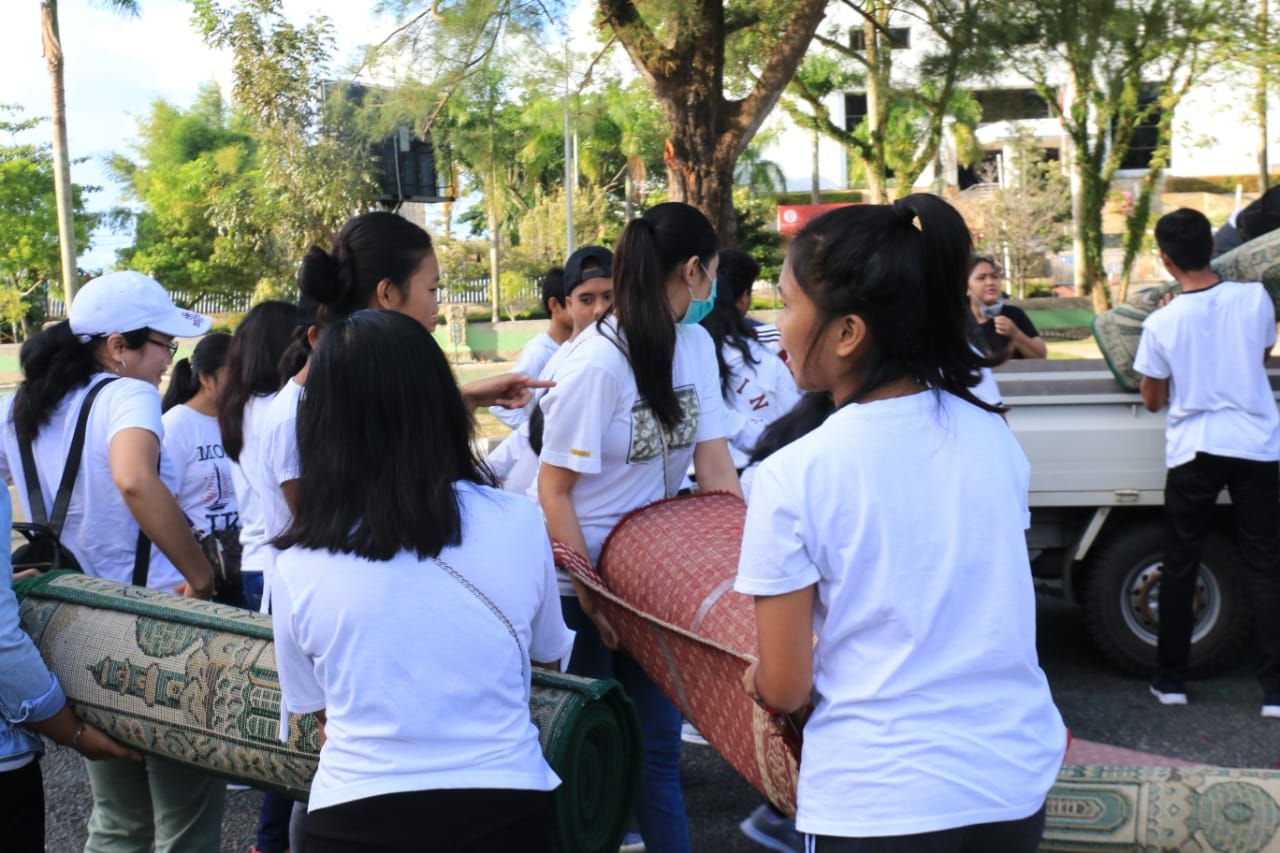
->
xmin=562 ymin=595 xmax=691 ymax=853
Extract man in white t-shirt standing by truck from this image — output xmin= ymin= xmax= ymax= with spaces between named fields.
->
xmin=1134 ymin=207 xmax=1280 ymax=715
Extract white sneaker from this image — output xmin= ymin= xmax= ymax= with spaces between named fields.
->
xmin=1262 ymin=691 xmax=1280 ymax=718
xmin=1149 ymin=681 xmax=1188 ymax=705
xmin=618 ymin=831 xmax=645 ymax=852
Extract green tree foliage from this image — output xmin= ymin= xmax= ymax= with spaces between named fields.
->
xmin=599 ymin=0 xmax=828 ymax=243
xmin=191 ymin=0 xmax=379 ymax=289
xmin=109 ymin=84 xmax=263 ymax=299
xmin=953 ymin=127 xmax=1070 ymax=298
xmin=995 ymin=0 xmax=1246 ymax=311
xmin=786 ymin=1 xmax=992 ymax=203
xmin=0 ymin=105 xmax=96 ymax=339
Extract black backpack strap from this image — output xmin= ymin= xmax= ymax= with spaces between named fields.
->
xmin=48 ymin=378 xmax=118 ymax=535
xmin=19 ymin=378 xmax=118 ymax=533
xmin=19 ymin=440 xmax=49 ymax=526
xmin=133 ymin=529 xmax=151 ymax=587
xmin=131 ymin=451 xmax=160 ymax=588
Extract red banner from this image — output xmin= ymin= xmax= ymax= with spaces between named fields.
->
xmin=776 ymin=203 xmax=859 ymax=236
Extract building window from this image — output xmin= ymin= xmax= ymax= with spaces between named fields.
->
xmin=845 ymin=93 xmax=868 ymax=131
xmin=972 ymin=89 xmax=1052 ymax=123
xmin=1119 ymin=87 xmax=1165 ymax=170
xmin=848 ymin=26 xmax=910 ymax=52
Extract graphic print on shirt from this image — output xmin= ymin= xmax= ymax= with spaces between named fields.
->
xmin=627 ymin=385 xmax=700 ymax=464
xmin=200 ymin=463 xmax=239 ymax=532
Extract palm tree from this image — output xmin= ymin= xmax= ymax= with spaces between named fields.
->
xmin=41 ymin=0 xmax=140 ymax=306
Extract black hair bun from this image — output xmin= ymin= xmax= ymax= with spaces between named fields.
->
xmin=298 ymin=245 xmax=342 ymax=305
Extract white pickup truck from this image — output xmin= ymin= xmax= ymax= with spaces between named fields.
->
xmin=1000 ymin=358 xmax=1280 ymax=676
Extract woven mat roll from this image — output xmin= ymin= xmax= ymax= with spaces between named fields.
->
xmin=13 ymin=571 xmax=639 ymax=853
xmin=557 ymin=491 xmax=802 ymax=817
xmin=1092 ymin=228 xmax=1280 ymax=391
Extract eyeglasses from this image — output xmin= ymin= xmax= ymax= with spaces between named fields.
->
xmin=146 ymin=336 xmax=179 ymax=357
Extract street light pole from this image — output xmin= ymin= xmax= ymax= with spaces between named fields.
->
xmin=563 ymin=39 xmax=575 ymax=258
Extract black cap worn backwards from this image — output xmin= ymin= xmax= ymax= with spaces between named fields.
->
xmin=564 ymin=246 xmax=613 ymax=297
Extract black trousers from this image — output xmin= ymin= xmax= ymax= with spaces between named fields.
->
xmin=1160 ymin=452 xmax=1280 ymax=689
xmin=809 ymin=805 xmax=1045 ymax=852
xmin=303 ymin=787 xmax=555 ymax=852
xmin=0 ymin=758 xmax=45 ymax=853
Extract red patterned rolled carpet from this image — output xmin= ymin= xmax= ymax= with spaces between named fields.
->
xmin=554 ymin=491 xmax=801 ymax=816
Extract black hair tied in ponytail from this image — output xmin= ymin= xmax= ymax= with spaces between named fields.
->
xmin=789 ymin=193 xmax=1001 ymax=414
xmin=298 ymin=211 xmax=434 ymax=326
xmin=161 ymin=332 xmax=232 ymax=412
xmin=607 ymin=202 xmax=718 ymax=431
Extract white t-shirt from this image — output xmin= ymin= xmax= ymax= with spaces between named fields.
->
xmin=719 ymin=338 xmax=801 ymax=469
xmin=252 ymin=377 xmax=304 ymax=610
xmin=161 ymin=405 xmax=239 ymax=536
xmin=0 ymin=375 xmax=183 ymax=591
xmin=272 ymin=481 xmax=575 ymax=812
xmin=972 ymin=366 xmax=1003 ymax=407
xmin=1134 ymin=280 xmax=1280 ymax=467
xmin=753 ymin=322 xmax=782 ymax=355
xmin=491 ymin=331 xmax=562 ymax=429
xmin=488 ymin=337 xmax=582 ymax=497
xmin=537 ymin=317 xmax=727 ymax=567
xmin=735 ymin=391 xmax=1066 ymax=838
xmin=230 ymin=393 xmax=277 ymax=577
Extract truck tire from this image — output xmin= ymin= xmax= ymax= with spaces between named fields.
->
xmin=1081 ymin=521 xmax=1252 ymax=677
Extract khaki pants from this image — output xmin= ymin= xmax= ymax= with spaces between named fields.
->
xmin=84 ymin=756 xmax=225 ymax=853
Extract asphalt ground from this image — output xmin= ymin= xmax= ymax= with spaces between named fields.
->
xmin=35 ymin=593 xmax=1280 ymax=852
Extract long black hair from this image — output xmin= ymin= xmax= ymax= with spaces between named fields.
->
xmin=788 ymin=194 xmax=1001 ymax=413
xmin=607 ymin=202 xmax=718 ymax=430
xmin=747 ymin=392 xmax=835 ymax=465
xmin=161 ymin=333 xmax=232 ymax=413
xmin=218 ymin=301 xmax=299 ymax=461
xmin=298 ymin=211 xmax=434 ymax=325
xmin=274 ymin=310 xmax=495 ymax=561
xmin=12 ymin=322 xmax=149 ymax=444
xmin=701 ymin=248 xmax=761 ymax=399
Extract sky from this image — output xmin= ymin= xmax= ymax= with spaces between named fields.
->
xmin=0 ymin=0 xmax=601 ymax=272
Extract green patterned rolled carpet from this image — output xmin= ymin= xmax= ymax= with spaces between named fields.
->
xmin=13 ymin=571 xmax=639 ymax=853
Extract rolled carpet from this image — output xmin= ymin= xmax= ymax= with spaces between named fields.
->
xmin=13 ymin=570 xmax=639 ymax=853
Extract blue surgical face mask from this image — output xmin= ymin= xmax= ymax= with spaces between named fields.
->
xmin=680 ymin=264 xmax=717 ymax=325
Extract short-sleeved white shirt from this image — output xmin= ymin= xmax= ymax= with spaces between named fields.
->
xmin=735 ymin=391 xmax=1066 ymax=838
xmin=230 ymin=393 xmax=277 ymax=577
xmin=246 ymin=377 xmax=303 ymax=611
xmin=718 ymin=338 xmax=801 ymax=468
xmin=272 ymin=481 xmax=575 ymax=812
xmin=537 ymin=317 xmax=727 ymax=564
xmin=491 ymin=331 xmax=562 ymax=429
xmin=0 ymin=375 xmax=183 ymax=591
xmin=161 ymin=405 xmax=239 ymax=536
xmin=1134 ymin=280 xmax=1280 ymax=467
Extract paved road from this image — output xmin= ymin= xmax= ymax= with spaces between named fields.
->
xmin=38 ymin=595 xmax=1280 ymax=851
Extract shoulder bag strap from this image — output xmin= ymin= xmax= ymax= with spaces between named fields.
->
xmin=40 ymin=378 xmax=119 ymax=535
xmin=430 ymin=553 xmax=529 ymax=682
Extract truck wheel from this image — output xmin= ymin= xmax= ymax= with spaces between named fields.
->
xmin=1082 ymin=521 xmax=1251 ymax=677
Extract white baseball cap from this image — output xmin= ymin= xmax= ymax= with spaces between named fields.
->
xmin=69 ymin=271 xmax=211 ymax=341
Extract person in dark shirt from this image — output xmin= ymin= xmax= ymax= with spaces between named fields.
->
xmin=967 ymin=255 xmax=1047 ymax=359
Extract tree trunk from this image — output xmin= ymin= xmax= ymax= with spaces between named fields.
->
xmin=665 ymin=135 xmax=739 ymax=245
xmin=624 ymin=171 xmax=635 ymax=221
xmin=810 ymin=126 xmax=821 ymax=204
xmin=1258 ymin=0 xmax=1270 ymax=193
xmin=486 ymin=188 xmax=500 ymax=324
xmin=863 ymin=9 xmax=890 ymax=204
xmin=42 ymin=1 xmax=79 ymax=307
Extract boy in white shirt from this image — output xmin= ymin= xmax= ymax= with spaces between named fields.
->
xmin=1134 ymin=207 xmax=1280 ymax=715
xmin=491 ymin=268 xmax=575 ymax=429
